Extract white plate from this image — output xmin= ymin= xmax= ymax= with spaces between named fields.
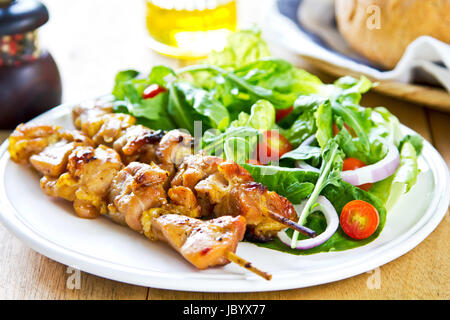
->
xmin=0 ymin=102 xmax=448 ymax=292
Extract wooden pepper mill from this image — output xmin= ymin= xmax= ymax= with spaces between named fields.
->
xmin=0 ymin=0 xmax=62 ymax=129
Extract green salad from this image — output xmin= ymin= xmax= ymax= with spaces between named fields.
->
xmin=110 ymin=29 xmax=423 ymax=254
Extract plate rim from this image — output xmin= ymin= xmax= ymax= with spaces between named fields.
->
xmin=0 ymin=101 xmax=448 ymax=292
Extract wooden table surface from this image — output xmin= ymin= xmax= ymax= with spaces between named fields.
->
xmin=0 ymin=0 xmax=448 ymax=300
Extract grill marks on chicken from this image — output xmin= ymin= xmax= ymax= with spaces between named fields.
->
xmin=41 ymin=145 xmax=123 ymax=219
xmin=69 ymin=104 xmax=310 ymax=242
xmin=155 ymin=129 xmax=193 ymax=177
xmin=108 ymin=162 xmax=169 ymax=231
xmin=113 ymin=126 xmax=165 ymax=164
xmin=30 ymin=130 xmax=94 ymax=177
xmin=8 ymin=123 xmax=61 ymax=164
xmin=150 ymin=214 xmax=246 ymax=269
xmin=72 ymin=103 xmax=135 ymax=146
xmin=195 ymin=161 xmax=298 ymax=241
xmin=6 ymin=104 xmax=312 ymax=279
xmin=8 ymin=123 xmax=272 ymax=278
xmin=172 ymin=153 xmax=224 ymax=190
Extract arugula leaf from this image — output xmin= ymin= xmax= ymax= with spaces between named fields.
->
xmin=178 ymin=63 xmax=318 ymax=111
xmin=331 ymin=101 xmax=371 ymax=152
xmin=290 ymin=139 xmax=343 ymax=247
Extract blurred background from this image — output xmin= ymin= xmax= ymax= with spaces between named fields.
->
xmin=40 ymin=0 xmax=274 ymax=102
xmin=2 ymin=0 xmax=449 ymax=126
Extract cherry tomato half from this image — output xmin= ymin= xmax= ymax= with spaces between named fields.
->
xmin=340 ymin=200 xmax=379 ymax=240
xmin=142 ymin=84 xmax=167 ymax=99
xmin=257 ymin=130 xmax=293 ymax=164
xmin=275 ymin=106 xmax=294 ymax=122
xmin=342 ymin=157 xmax=373 ymax=191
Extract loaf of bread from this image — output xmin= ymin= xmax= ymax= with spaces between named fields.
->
xmin=335 ymin=0 xmax=450 ymax=69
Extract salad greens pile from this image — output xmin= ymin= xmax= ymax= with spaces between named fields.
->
xmin=111 ymin=28 xmax=423 ymax=255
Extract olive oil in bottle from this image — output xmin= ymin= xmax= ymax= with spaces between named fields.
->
xmin=146 ymin=0 xmax=237 ymax=59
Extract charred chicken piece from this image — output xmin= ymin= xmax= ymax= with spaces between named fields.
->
xmin=171 ymin=153 xmax=224 ymax=190
xmin=107 ymin=162 xmax=169 ymax=231
xmin=8 ymin=122 xmax=273 ymax=279
xmin=149 ymin=214 xmax=246 ymax=269
xmin=167 ymin=186 xmax=202 ymax=217
xmin=156 ymin=129 xmax=193 ymax=177
xmin=41 ymin=145 xmax=123 ymax=219
xmin=112 ymin=125 xmax=165 ymax=165
xmin=29 ymin=130 xmax=94 ymax=177
xmin=8 ymin=123 xmax=61 ymax=164
xmin=196 ymin=161 xmax=305 ymax=242
xmin=72 ymin=103 xmax=135 ymax=146
xmin=140 ymin=186 xmax=203 ymax=241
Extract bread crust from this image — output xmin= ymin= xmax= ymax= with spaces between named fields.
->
xmin=335 ymin=0 xmax=450 ymax=69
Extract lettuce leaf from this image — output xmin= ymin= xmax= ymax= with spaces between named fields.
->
xmin=315 ymin=101 xmax=333 ymax=148
xmin=206 ymin=28 xmax=271 ymax=70
xmin=370 ymin=141 xmax=420 ymax=210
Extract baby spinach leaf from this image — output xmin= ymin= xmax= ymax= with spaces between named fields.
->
xmin=281 ymin=145 xmax=321 ymax=162
xmin=168 ymin=81 xmax=230 ymax=134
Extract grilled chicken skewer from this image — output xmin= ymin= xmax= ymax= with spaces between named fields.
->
xmin=8 ymin=124 xmax=271 ymax=280
xmin=71 ymin=102 xmax=316 ymax=241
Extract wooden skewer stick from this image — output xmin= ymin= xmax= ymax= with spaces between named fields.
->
xmin=268 ymin=211 xmax=317 ymax=238
xmin=226 ymin=252 xmax=272 ymax=281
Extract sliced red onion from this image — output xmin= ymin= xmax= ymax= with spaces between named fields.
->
xmin=301 ymin=134 xmax=316 ymax=147
xmin=340 ymin=142 xmax=400 ymax=185
xmin=277 ymin=196 xmax=339 ymax=250
xmin=295 ymin=160 xmax=320 ymax=173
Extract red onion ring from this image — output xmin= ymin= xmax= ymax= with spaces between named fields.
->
xmin=277 ymin=196 xmax=339 ymax=250
xmin=300 ymin=134 xmax=316 ymax=147
xmin=295 ymin=161 xmax=320 ymax=172
xmin=296 ymin=135 xmax=400 ymax=186
xmin=340 ymin=142 xmax=400 ymax=185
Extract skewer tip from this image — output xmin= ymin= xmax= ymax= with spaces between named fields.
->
xmin=226 ymin=252 xmax=272 ymax=281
